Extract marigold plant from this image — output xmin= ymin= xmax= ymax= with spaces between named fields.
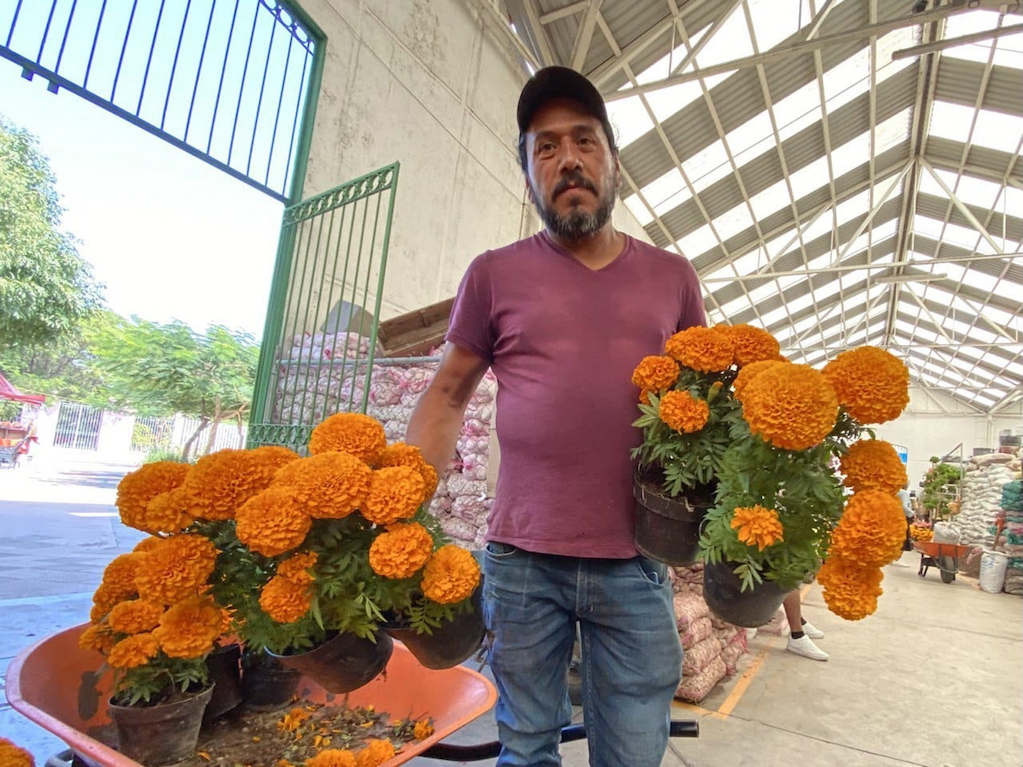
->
xmin=133 ymin=534 xmax=218 ymax=605
xmin=355 ymin=739 xmax=396 ymax=767
xmin=822 ymin=346 xmax=909 ymax=425
xmin=376 ymin=443 xmax=439 ymax=498
xmin=0 ymin=738 xmax=34 ymax=767
xmin=101 ymin=553 xmax=144 ymax=602
xmin=730 ymin=505 xmax=784 ymax=551
xmin=632 ymin=355 xmax=680 ymax=392
xmin=259 ymin=574 xmax=313 ymax=623
xmin=78 ymin=624 xmax=116 ymax=653
xmin=277 ymin=551 xmax=319 ymax=582
xmin=731 ymin=359 xmax=787 ymax=402
xmin=108 ymin=632 xmax=160 ymax=669
xmin=143 ymin=486 xmax=193 ymax=534
xmin=723 ymin=324 xmax=782 ymax=366
xmin=665 ymin=326 xmax=734 ymax=373
xmin=309 ymin=412 xmax=388 ymax=463
xmin=184 ymin=449 xmax=267 ymax=521
xmin=307 ymin=750 xmax=357 ymax=767
xmin=828 ymin=490 xmax=906 ymax=568
xmin=840 ymin=439 xmax=907 ymax=494
xmin=817 ymin=556 xmax=884 ymax=621
xmin=274 ymin=452 xmax=373 ymax=519
xmin=740 ymin=364 xmax=839 ymax=450
xmin=369 ymin=523 xmax=434 ymax=579
xmin=362 ymin=466 xmax=427 ymax=525
xmin=116 ymin=461 xmax=190 ymax=531
xmin=152 ymin=595 xmax=223 ymax=659
xmin=422 ymin=545 xmax=481 ymax=604
xmin=235 ymin=486 xmax=313 ymax=557
xmin=107 ymin=599 xmax=165 ymax=635
xmin=659 ymin=390 xmax=710 ymax=433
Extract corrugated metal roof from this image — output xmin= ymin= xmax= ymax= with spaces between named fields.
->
xmin=503 ymin=0 xmax=1023 ymax=412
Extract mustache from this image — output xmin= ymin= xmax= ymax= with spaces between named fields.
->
xmin=552 ymin=173 xmax=598 ymax=198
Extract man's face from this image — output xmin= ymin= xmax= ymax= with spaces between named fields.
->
xmin=524 ymin=99 xmax=620 ymax=241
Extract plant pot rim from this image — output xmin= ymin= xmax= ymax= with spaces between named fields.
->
xmin=108 ymin=683 xmax=214 ymax=722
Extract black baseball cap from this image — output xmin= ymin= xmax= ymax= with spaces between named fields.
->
xmin=516 ymin=66 xmax=617 ymax=151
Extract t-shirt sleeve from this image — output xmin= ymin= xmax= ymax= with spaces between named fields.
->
xmin=676 ymin=257 xmax=707 ymax=330
xmin=446 ymin=253 xmax=495 ymax=362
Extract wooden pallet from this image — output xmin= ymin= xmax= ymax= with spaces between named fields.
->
xmin=377 ymin=297 xmax=455 ymax=358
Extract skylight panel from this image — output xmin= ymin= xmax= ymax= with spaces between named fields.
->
xmin=929 ymin=102 xmax=975 ymax=143
xmin=823 ymin=48 xmax=871 ymax=112
xmin=677 ymin=224 xmax=719 ymax=258
xmin=606 ymin=97 xmax=656 ymax=149
xmin=970 ymin=109 xmax=1023 ymax=153
xmin=682 ymin=140 xmax=731 ymax=193
xmin=694 ymin=4 xmax=753 ymax=68
xmin=831 ymin=132 xmax=871 ymax=178
xmin=789 ymin=155 xmax=832 ymax=201
xmin=749 ymin=178 xmax=791 ymax=221
xmin=646 ymin=81 xmax=706 ymax=123
xmin=623 ymin=194 xmax=654 ymax=226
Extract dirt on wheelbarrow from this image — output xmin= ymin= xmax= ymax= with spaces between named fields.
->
xmin=178 ymin=702 xmax=434 ymax=767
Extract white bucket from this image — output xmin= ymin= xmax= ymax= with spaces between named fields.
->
xmin=979 ymin=550 xmax=1009 ymax=594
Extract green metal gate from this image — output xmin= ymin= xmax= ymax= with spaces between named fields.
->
xmin=247 ymin=162 xmax=400 ymax=451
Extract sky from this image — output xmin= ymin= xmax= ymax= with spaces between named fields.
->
xmin=1 ymin=56 xmax=284 ymax=339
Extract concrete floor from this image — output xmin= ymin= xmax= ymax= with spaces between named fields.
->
xmin=3 ymin=457 xmax=1021 ymax=767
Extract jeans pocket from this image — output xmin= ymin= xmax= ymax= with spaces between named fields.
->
xmin=485 ymin=541 xmax=519 ymax=558
xmin=635 ymin=555 xmax=668 ymax=586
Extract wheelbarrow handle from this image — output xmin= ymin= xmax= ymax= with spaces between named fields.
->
xmin=422 ymin=719 xmax=700 ymax=761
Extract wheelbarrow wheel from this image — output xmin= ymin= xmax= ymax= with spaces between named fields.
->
xmin=939 ymin=555 xmax=956 ymax=583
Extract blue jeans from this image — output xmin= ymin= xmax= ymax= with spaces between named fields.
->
xmin=482 ymin=543 xmax=683 ymax=767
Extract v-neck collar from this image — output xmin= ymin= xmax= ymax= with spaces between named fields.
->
xmin=540 ymin=230 xmax=634 ymax=274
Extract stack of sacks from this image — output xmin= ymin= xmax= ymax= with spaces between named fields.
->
xmin=272 ymin=334 xmax=497 ymax=550
xmin=957 ymin=454 xmax=1015 ymax=547
xmin=998 ymin=477 xmax=1023 ymax=596
xmin=670 ymin=564 xmax=748 ymax=703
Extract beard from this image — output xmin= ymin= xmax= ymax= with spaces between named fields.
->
xmin=531 ymin=171 xmax=617 ymax=241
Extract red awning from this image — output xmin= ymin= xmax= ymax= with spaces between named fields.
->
xmin=0 ymin=372 xmax=46 ymax=405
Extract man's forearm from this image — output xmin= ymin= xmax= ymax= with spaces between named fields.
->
xmin=406 ymin=386 xmax=467 ymax=477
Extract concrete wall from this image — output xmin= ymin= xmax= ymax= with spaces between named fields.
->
xmin=286 ymin=0 xmax=653 ymax=336
xmin=873 ymin=387 xmax=1023 ymax=488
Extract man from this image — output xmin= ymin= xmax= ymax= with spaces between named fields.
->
xmin=406 ymin=67 xmax=704 ymax=767
xmin=894 ymin=482 xmax=915 ymax=565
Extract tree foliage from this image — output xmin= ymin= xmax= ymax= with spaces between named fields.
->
xmin=0 ymin=115 xmax=102 ymax=348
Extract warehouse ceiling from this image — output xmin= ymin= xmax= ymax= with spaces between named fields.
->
xmin=489 ymin=0 xmax=1023 ymax=414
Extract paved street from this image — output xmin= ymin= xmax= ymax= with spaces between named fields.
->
xmin=0 ymin=454 xmax=143 ymax=761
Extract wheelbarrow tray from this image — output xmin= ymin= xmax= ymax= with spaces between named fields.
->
xmin=913 ymin=542 xmax=972 ymax=559
xmin=6 ymin=624 xmax=497 ymax=767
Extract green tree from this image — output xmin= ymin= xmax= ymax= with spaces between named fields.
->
xmin=0 ymin=115 xmax=102 ymax=348
xmin=94 ymin=319 xmax=260 ymax=459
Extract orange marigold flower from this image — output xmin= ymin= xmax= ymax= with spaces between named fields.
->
xmin=362 ymin=466 xmax=427 ymax=525
xmin=101 ymin=553 xmax=144 ymax=602
xmin=822 ymin=346 xmax=909 ymax=425
xmin=665 ymin=327 xmax=734 ymax=373
xmin=107 ymin=632 xmax=160 ymax=669
xmin=92 ymin=583 xmax=125 ymax=616
xmin=740 ymin=364 xmax=839 ymax=450
xmin=89 ymin=603 xmax=109 ymax=623
xmin=184 ymin=449 xmax=267 ymax=521
xmin=659 ymin=391 xmax=710 ymax=433
xmin=0 ymin=738 xmax=34 ymax=767
xmin=840 ymin=439 xmax=908 ymax=494
xmin=259 ymin=575 xmax=312 ymax=624
xmin=152 ymin=596 xmax=222 ymax=659
xmin=369 ymin=523 xmax=434 ymax=579
xmin=116 ymin=462 xmax=191 ymax=531
xmin=143 ymin=487 xmax=194 ymax=534
xmin=376 ymin=443 xmax=439 ymax=499
xmin=829 ymin=490 xmax=906 ymax=568
xmin=817 ymin=556 xmax=884 ymax=621
xmin=732 ymin=359 xmax=788 ymax=402
xmin=249 ymin=445 xmax=301 ymax=485
xmin=306 ymin=750 xmax=357 ymax=767
xmin=134 ymin=534 xmax=218 ymax=604
xmin=277 ymin=551 xmax=318 ymax=583
xmin=639 ymin=388 xmax=653 ymax=405
xmin=631 ymin=356 xmax=680 ymax=392
xmin=107 ymin=599 xmax=165 ymax=635
xmin=725 ymin=324 xmax=781 ymax=366
xmin=413 ymin=719 xmax=435 ymax=741
xmin=274 ymin=452 xmax=372 ymax=519
xmin=133 ymin=536 xmax=163 ymax=554
xmin=730 ymin=505 xmax=784 ymax=551
xmin=355 ymin=740 xmax=395 ymax=767
xmin=78 ymin=624 xmax=116 ymax=654
xmin=422 ymin=545 xmax=481 ymax=605
xmin=309 ymin=413 xmax=387 ymax=464
xmin=236 ymin=487 xmax=312 ymax=557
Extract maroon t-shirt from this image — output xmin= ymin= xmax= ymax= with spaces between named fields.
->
xmin=446 ymin=231 xmax=705 ymax=558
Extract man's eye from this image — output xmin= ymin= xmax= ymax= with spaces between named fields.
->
xmin=578 ymin=136 xmax=594 ymax=146
xmin=539 ymin=143 xmax=556 ymax=152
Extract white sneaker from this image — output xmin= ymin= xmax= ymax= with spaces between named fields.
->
xmin=890 ymin=560 xmax=910 ymax=568
xmin=801 ymin=621 xmax=824 ymax=640
xmin=787 ymin=634 xmax=829 ymax=661
xmin=745 ymin=627 xmax=758 ymax=641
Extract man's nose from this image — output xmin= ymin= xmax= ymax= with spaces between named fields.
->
xmin=557 ymin=142 xmax=583 ymax=172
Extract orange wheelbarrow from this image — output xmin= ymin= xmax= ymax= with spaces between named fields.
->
xmin=914 ymin=541 xmax=972 ymax=584
xmin=7 ymin=625 xmax=698 ymax=766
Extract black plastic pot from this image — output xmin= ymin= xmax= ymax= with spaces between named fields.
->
xmin=386 ymin=586 xmax=485 ymax=670
xmin=203 ymin=644 xmax=242 ymax=724
xmin=241 ymin=656 xmax=302 ymax=712
xmin=267 ymin=630 xmax=393 ymax=694
xmin=703 ymin=560 xmax=786 ymax=628
xmin=108 ymin=685 xmax=214 ymax=766
xmin=634 ymin=473 xmax=713 ymax=566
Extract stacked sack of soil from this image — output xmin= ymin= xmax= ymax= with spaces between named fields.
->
xmin=957 ymin=454 xmax=1016 ymax=547
xmin=670 ymin=564 xmax=748 ymax=703
xmin=272 ymin=334 xmax=496 ymax=549
xmin=998 ymin=477 xmax=1023 ymax=596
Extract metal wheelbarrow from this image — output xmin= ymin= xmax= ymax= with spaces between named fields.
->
xmin=914 ymin=541 xmax=973 ymax=584
xmin=7 ymin=625 xmax=698 ymax=766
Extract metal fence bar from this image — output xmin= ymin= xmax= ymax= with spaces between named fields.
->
xmin=1 ymin=0 xmax=318 ymax=202
xmin=53 ymin=401 xmax=103 ymax=451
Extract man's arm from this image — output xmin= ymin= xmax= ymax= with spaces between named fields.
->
xmin=406 ymin=343 xmax=490 ymax=476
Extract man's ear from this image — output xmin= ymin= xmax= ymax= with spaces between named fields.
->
xmin=614 ymin=152 xmax=623 ymax=191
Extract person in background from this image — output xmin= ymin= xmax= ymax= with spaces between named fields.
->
xmin=893 ymin=482 xmax=914 ymax=566
xmin=748 ymin=590 xmax=829 ymax=661
xmin=406 ymin=66 xmax=705 ymax=767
